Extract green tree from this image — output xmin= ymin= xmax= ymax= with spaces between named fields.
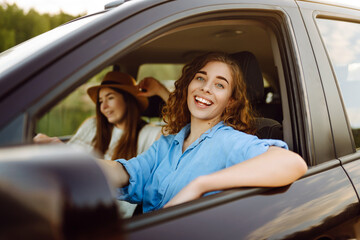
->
xmin=0 ymin=3 xmax=83 ymax=53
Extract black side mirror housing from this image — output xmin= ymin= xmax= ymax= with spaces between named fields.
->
xmin=0 ymin=145 xmax=122 ymax=239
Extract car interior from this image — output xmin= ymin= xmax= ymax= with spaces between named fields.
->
xmin=36 ymin=18 xmax=289 ymax=145
xmin=122 ymin=19 xmax=285 ymax=127
xmin=33 ymin=15 xmax=298 ymax=219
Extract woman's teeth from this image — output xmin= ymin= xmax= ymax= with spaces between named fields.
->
xmin=195 ymin=96 xmax=212 ymax=106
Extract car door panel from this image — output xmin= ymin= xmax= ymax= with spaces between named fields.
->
xmin=126 ymin=162 xmax=358 ymax=239
xmin=340 ymin=153 xmax=360 ymax=200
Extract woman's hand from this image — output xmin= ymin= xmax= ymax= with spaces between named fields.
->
xmin=33 ymin=133 xmax=62 ymax=144
xmin=137 ymin=77 xmax=170 ymax=102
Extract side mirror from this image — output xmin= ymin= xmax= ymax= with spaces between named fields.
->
xmin=0 ymin=145 xmax=122 ymax=239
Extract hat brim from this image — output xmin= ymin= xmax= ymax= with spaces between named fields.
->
xmin=87 ymin=84 xmax=149 ymax=111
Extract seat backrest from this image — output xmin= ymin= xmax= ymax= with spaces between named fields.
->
xmin=142 ymin=95 xmax=165 ymax=118
xmin=230 ymin=51 xmax=264 ymax=105
xmin=230 ymin=51 xmax=283 ymax=140
xmin=254 ymin=117 xmax=283 ymax=140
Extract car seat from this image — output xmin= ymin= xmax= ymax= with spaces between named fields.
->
xmin=230 ymin=51 xmax=283 ymax=140
xmin=142 ymin=95 xmax=165 ymax=119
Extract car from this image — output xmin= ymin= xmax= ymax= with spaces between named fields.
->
xmin=1 ymin=0 xmax=360 ymax=239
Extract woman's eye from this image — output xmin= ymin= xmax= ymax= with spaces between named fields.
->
xmin=216 ymin=83 xmax=224 ymax=89
xmin=196 ymin=76 xmax=204 ymax=81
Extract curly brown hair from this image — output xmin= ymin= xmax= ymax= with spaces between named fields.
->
xmin=162 ymin=52 xmax=256 ymax=135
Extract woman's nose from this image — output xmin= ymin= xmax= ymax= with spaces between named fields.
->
xmin=101 ymin=100 xmax=108 ymax=110
xmin=201 ymin=81 xmax=212 ymax=93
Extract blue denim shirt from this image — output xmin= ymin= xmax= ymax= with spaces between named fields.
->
xmin=116 ymin=121 xmax=287 ymax=213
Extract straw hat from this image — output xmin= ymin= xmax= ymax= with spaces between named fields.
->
xmin=87 ymin=72 xmax=148 ymax=111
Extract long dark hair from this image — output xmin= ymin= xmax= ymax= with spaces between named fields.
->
xmin=93 ymin=88 xmax=146 ymax=160
xmin=162 ymin=52 xmax=255 ymax=135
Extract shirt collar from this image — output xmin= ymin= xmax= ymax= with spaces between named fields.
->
xmin=199 ymin=121 xmax=225 ymax=140
xmin=174 ymin=123 xmax=191 ymax=144
xmin=173 ymin=121 xmax=226 ymax=144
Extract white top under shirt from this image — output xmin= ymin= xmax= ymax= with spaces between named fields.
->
xmin=67 ymin=117 xmax=162 ymax=218
xmin=67 ymin=117 xmax=161 ymax=160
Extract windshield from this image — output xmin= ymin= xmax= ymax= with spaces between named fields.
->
xmin=0 ymin=13 xmax=103 ymax=74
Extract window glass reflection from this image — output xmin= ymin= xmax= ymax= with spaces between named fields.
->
xmin=317 ymin=18 xmax=360 ymax=149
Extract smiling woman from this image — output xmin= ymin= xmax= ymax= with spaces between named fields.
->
xmin=187 ymin=61 xmax=234 ymax=127
xmin=34 ymin=71 xmax=170 ymax=218
xmin=100 ymin=52 xmax=307 ymax=213
xmin=34 ymin=71 xmax=167 ymax=161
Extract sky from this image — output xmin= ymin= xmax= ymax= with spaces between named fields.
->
xmin=0 ymin=0 xmax=113 ymax=15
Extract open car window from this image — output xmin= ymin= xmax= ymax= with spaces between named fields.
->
xmin=30 ymin=6 xmax=306 ymax=222
xmin=35 ymin=68 xmax=109 ymax=140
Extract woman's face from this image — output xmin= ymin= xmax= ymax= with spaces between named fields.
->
xmin=187 ymin=61 xmax=234 ymax=124
xmin=99 ymin=88 xmax=126 ymax=128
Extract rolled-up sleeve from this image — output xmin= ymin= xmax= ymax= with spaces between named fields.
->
xmin=245 ymin=137 xmax=288 ymax=160
xmin=116 ymin=140 xmax=160 ymax=203
xmin=227 ymin=133 xmax=288 ymax=167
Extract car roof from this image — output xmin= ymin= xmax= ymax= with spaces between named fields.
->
xmin=297 ymin=0 xmax=360 ymax=10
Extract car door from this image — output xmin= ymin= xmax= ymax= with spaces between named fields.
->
xmin=100 ymin=1 xmax=360 ymax=239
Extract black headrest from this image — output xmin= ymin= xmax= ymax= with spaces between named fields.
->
xmin=230 ymin=51 xmax=264 ymax=103
xmin=142 ymin=95 xmax=165 ymax=118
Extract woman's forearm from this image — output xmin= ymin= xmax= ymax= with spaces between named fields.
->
xmin=33 ymin=133 xmax=63 ymax=144
xmin=164 ymin=146 xmax=307 ymax=208
xmin=195 ymin=146 xmax=307 ymax=194
xmin=97 ymin=159 xmax=130 ymax=187
xmin=137 ymin=77 xmax=170 ymax=102
xmin=157 ymin=85 xmax=170 ymax=102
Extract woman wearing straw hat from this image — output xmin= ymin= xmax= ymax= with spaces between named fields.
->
xmin=34 ymin=71 xmax=169 ymax=161
xmin=34 ymin=71 xmax=170 ymax=217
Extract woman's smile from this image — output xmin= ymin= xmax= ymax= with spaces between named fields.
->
xmin=194 ymin=95 xmax=213 ymax=107
xmin=104 ymin=110 xmax=114 ymax=118
xmin=187 ymin=61 xmax=233 ymax=123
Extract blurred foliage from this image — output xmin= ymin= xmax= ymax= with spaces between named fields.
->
xmin=36 ymin=67 xmax=111 ymax=137
xmin=353 ymin=129 xmax=360 ymax=149
xmin=0 ymin=2 xmax=83 ymax=52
